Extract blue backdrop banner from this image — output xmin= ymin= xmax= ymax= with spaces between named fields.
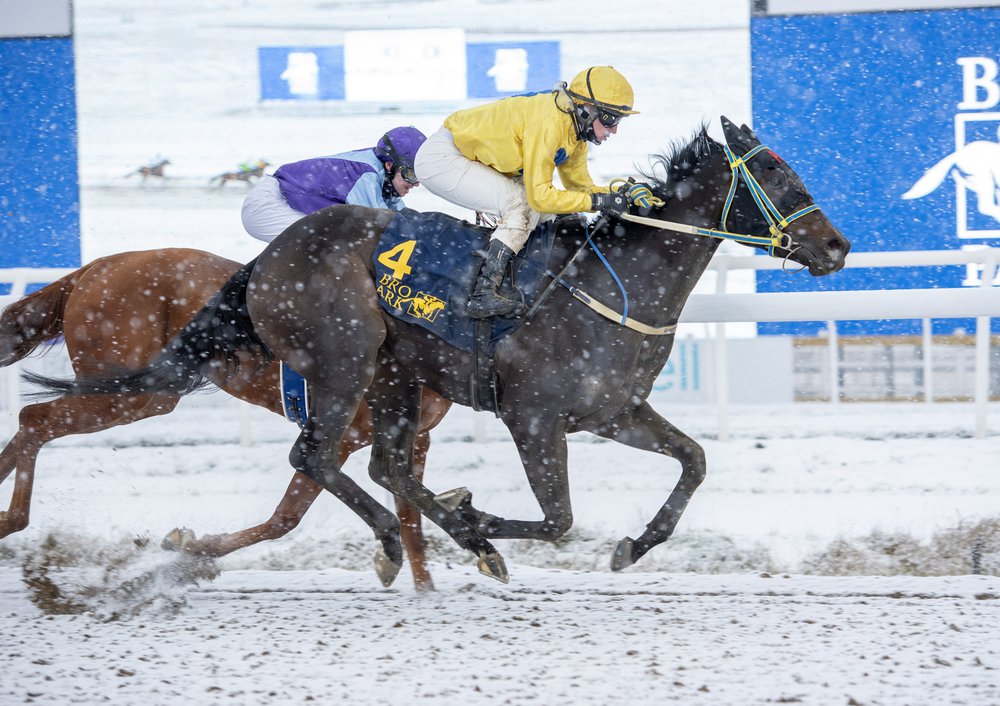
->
xmin=258 ymin=46 xmax=346 ymax=101
xmin=0 ymin=37 xmax=80 ymax=274
xmin=751 ymin=7 xmax=1000 ymax=335
xmin=466 ymin=41 xmax=560 ymax=99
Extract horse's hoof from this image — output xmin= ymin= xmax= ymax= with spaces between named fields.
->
xmin=610 ymin=536 xmax=637 ymax=572
xmin=434 ymin=486 xmax=471 ymax=512
xmin=374 ymin=547 xmax=403 ymax=588
xmin=477 ymin=551 xmax=509 ymax=584
xmin=161 ymin=527 xmax=196 ymax=552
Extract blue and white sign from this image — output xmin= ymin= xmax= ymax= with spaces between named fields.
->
xmin=751 ymin=6 xmax=1000 ymax=335
xmin=259 ymin=38 xmax=559 ymax=104
xmin=466 ymin=42 xmax=560 ymax=99
xmin=258 ymin=46 xmax=345 ymax=101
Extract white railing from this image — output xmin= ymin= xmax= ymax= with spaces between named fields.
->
xmin=2 ymin=249 xmax=999 ymax=439
xmin=680 ymin=248 xmax=1000 ymax=440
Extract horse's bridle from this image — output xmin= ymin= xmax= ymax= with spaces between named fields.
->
xmin=620 ymin=142 xmax=821 ymax=255
xmin=523 ymin=142 xmax=824 ymax=336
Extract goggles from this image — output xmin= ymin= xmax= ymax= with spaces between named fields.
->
xmin=596 ymin=109 xmax=624 ymax=129
xmin=397 ymin=164 xmax=419 ymax=185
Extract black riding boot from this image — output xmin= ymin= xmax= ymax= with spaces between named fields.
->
xmin=467 ymin=239 xmax=521 ymax=319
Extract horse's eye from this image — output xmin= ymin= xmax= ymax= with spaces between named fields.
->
xmin=766 ymin=168 xmax=786 ymax=188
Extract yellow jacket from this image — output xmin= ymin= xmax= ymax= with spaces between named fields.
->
xmin=443 ymin=91 xmax=608 ymax=214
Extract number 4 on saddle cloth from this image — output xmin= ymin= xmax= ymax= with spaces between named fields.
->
xmin=279 ymin=209 xmax=555 ymax=426
xmin=372 ymin=208 xmax=556 ymax=353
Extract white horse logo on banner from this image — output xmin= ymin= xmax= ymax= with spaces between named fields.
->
xmin=903 ymin=126 xmax=1000 ymax=222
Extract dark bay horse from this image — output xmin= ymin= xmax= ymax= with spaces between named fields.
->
xmin=0 ymin=248 xmax=451 ymax=590
xmin=28 ymin=117 xmax=850 ymax=584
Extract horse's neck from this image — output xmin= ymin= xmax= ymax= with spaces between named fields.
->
xmin=558 ymin=160 xmax=730 ymax=323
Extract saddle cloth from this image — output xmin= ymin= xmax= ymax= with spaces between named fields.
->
xmin=372 ymin=208 xmax=555 ymax=353
xmin=280 ymin=362 xmax=309 ymax=427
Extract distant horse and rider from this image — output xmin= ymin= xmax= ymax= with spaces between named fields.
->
xmin=21 ymin=117 xmax=850 ymax=587
xmin=210 ymin=159 xmax=270 ymax=187
xmin=125 ymin=157 xmax=171 ymax=181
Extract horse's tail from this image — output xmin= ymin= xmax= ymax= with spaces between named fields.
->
xmin=23 ymin=258 xmax=275 ymax=399
xmin=902 ymin=153 xmax=957 ymax=200
xmin=0 ymin=266 xmax=86 ymax=367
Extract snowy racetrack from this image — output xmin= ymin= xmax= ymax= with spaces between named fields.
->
xmin=2 ymin=566 xmax=997 ymax=704
xmin=2 ymin=402 xmax=999 ymax=704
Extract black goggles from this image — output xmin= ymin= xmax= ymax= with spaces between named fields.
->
xmin=397 ymin=164 xmax=419 ymax=185
xmin=597 ymin=109 xmax=624 ymax=129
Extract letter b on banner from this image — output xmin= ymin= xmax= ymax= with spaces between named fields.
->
xmin=957 ymin=57 xmax=1000 ymax=110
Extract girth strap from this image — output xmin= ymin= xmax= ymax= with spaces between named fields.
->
xmin=566 ymin=286 xmax=677 ymax=336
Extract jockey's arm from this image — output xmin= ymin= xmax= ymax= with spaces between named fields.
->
xmin=521 ymin=126 xmax=594 ymax=214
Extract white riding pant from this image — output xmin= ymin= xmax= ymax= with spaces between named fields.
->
xmin=241 ymin=175 xmax=307 ymax=243
xmin=414 ymin=127 xmax=545 ymax=253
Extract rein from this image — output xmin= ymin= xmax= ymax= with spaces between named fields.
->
xmin=523 ymin=141 xmax=820 ymax=337
xmin=618 ymin=143 xmax=820 ymax=254
xmin=521 ymin=220 xmax=676 ymax=336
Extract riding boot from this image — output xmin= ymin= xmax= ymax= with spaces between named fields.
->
xmin=467 ymin=239 xmax=521 ymax=319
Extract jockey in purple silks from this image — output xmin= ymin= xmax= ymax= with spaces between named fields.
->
xmin=241 ymin=126 xmax=427 ymax=243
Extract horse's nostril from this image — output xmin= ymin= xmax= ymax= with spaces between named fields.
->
xmin=828 ymin=238 xmax=844 ymax=252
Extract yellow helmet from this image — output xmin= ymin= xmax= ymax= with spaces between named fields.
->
xmin=567 ymin=66 xmax=638 ymax=116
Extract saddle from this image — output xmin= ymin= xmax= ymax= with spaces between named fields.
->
xmin=279 ymin=210 xmax=563 ymax=423
xmin=372 ymin=208 xmax=559 ymax=413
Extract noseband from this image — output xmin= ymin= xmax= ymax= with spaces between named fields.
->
xmin=620 ymin=142 xmax=820 ymax=255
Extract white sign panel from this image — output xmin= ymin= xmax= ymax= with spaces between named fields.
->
xmin=344 ymin=28 xmax=467 ymax=102
xmin=0 ymin=0 xmax=71 ymax=38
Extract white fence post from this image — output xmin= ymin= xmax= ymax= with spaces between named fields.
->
xmin=827 ymin=321 xmax=839 ymax=405
xmin=922 ymin=318 xmax=933 ymax=404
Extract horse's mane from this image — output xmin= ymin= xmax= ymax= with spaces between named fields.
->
xmin=639 ymin=123 xmax=722 ymax=201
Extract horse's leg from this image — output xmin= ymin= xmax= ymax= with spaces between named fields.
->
xmin=586 ymin=401 xmax=706 ymax=570
xmin=0 ymin=393 xmax=179 ymax=538
xmin=395 ymin=430 xmax=433 ymax=591
xmin=289 ymin=380 xmax=404 ymax=588
xmin=177 ymin=472 xmax=323 ymax=557
xmin=365 ymin=377 xmax=505 ymax=582
xmin=470 ymin=415 xmax=575 ymax=542
xmin=177 ymin=415 xmax=375 ymax=558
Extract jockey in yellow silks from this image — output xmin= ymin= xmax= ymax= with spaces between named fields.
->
xmin=415 ymin=65 xmax=645 ymax=318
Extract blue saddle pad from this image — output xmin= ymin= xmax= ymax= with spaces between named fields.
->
xmin=372 ymin=208 xmax=555 ymax=353
xmin=280 ymin=361 xmax=309 ymax=428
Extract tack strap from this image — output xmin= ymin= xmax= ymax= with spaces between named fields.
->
xmin=565 ymin=285 xmax=676 ymax=335
xmin=618 ymin=143 xmax=821 ymax=251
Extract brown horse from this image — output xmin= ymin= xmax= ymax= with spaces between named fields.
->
xmin=125 ymin=158 xmax=171 ymax=181
xmin=0 ymin=248 xmax=451 ymax=590
xmin=210 ymin=160 xmax=270 ymax=187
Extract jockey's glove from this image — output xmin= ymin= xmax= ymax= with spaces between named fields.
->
xmin=591 ymin=191 xmax=628 ymax=217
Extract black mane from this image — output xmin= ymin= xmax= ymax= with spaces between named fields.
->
xmin=640 ymin=124 xmax=722 ymax=201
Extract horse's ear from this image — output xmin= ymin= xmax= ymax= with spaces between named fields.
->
xmin=740 ymin=123 xmax=761 ymax=145
xmin=720 ymin=116 xmax=746 ymax=150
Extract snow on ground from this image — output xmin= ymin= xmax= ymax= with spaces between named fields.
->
xmin=3 ymin=400 xmax=999 ymax=705
xmin=2 ymin=1 xmax=999 ymax=704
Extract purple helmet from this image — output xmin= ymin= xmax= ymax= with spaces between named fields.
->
xmin=375 ymin=126 xmax=427 ymax=183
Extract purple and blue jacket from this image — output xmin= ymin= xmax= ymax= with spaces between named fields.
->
xmin=273 ymin=148 xmax=403 ymax=214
